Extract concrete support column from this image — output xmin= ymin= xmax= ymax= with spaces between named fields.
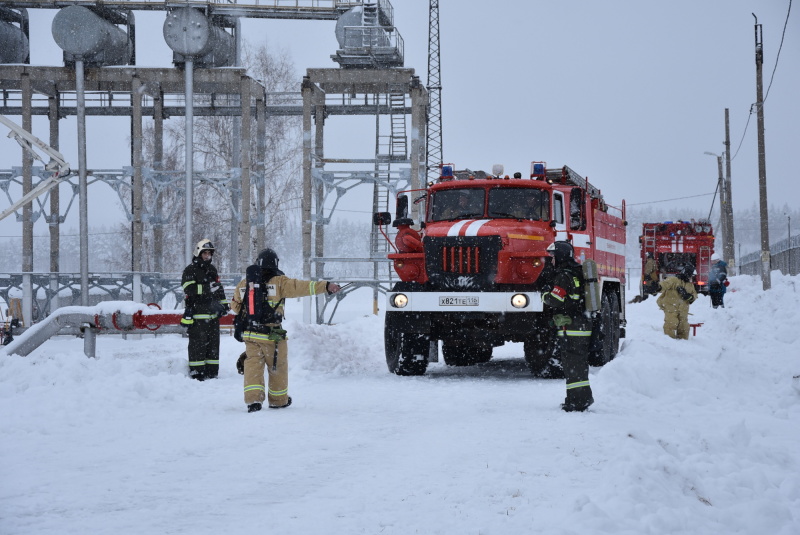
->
xmin=237 ymin=76 xmax=252 ymax=271
xmin=76 ymin=59 xmax=89 ymax=306
xmin=313 ymin=95 xmax=326 ymax=323
xmin=21 ymin=72 xmax=33 ymax=325
xmin=184 ymin=59 xmax=194 ymax=266
xmin=256 ymin=94 xmax=266 ymax=250
xmin=409 ymin=77 xmax=427 ymax=221
xmin=153 ymin=90 xmax=164 ymax=273
xmin=301 ymin=77 xmax=314 ymax=323
xmin=48 ymin=93 xmax=61 ymax=312
xmin=131 ymin=75 xmax=144 ymax=273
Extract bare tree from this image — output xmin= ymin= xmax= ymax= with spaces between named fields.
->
xmin=115 ymin=40 xmax=304 ymax=274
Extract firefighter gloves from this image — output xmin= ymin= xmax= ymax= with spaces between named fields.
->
xmin=553 ymin=314 xmax=572 ymax=328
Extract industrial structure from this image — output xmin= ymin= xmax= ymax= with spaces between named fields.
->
xmin=0 ymin=1 xmax=435 ymax=329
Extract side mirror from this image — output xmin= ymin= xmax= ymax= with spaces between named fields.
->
xmin=392 ymin=194 xmax=415 ymax=227
xmin=373 ymin=212 xmax=392 ymax=226
xmin=396 ymin=195 xmax=410 ymax=220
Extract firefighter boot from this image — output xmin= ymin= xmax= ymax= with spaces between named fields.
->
xmin=247 ymin=403 xmax=262 ymax=413
xmin=269 ymin=397 xmax=292 ymax=409
xmin=562 ymin=386 xmax=594 ymax=412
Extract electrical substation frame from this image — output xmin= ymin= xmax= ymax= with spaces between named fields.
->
xmin=300 ymin=67 xmax=428 ymax=324
xmin=1 ymin=0 xmax=426 ymax=326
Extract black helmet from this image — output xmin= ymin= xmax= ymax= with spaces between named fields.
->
xmin=256 ymin=248 xmax=279 ymax=270
xmin=676 ymin=264 xmax=694 ymax=282
xmin=546 ymin=241 xmax=574 ymax=264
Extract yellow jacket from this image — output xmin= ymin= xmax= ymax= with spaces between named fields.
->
xmin=656 ymin=276 xmax=697 ymax=311
xmin=231 ymin=275 xmax=329 ymax=327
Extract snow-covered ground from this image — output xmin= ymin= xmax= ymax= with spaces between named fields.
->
xmin=1 ymin=273 xmax=798 ymax=534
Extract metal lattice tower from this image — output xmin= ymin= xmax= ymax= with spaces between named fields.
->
xmin=426 ymin=0 xmax=443 ymax=182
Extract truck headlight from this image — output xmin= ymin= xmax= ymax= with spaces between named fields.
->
xmin=391 ymin=293 xmax=408 ymax=308
xmin=511 ymin=293 xmax=528 ymax=309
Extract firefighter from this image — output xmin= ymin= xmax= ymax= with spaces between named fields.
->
xmin=230 ymin=248 xmax=341 ymax=413
xmin=656 ymin=264 xmax=698 ymax=339
xmin=541 ymin=241 xmax=594 ymax=412
xmin=441 ymin=190 xmax=480 ymax=220
xmin=642 ymin=252 xmax=660 ymax=298
xmin=181 ymin=239 xmax=229 ymax=380
xmin=708 ymin=253 xmax=729 ymax=309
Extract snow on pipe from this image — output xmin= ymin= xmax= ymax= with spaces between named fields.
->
xmin=2 ymin=302 xmax=234 ymax=357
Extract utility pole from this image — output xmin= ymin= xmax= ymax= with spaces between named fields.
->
xmin=715 ymin=154 xmax=725 ymax=248
xmin=723 ymin=108 xmax=735 ymax=274
xmin=753 ymin=14 xmax=771 ymax=290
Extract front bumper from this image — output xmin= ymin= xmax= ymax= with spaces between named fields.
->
xmin=386 ymin=291 xmax=544 ymax=313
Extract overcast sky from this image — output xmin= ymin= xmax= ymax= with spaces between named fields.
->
xmin=1 ymin=0 xmax=797 ymax=241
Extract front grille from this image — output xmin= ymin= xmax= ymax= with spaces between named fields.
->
xmin=424 ymin=235 xmax=502 ymax=290
xmin=442 ymin=246 xmax=480 ymax=274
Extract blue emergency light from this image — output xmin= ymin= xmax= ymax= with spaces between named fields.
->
xmin=533 ymin=163 xmax=545 ymax=175
xmin=441 ymin=165 xmax=454 ymax=178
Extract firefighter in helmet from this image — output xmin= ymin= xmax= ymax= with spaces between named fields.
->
xmin=656 ymin=264 xmax=698 ymax=339
xmin=181 ymin=239 xmax=229 ymax=380
xmin=708 ymin=253 xmax=729 ymax=309
xmin=230 ymin=248 xmax=341 ymax=413
xmin=642 ymin=252 xmax=659 ymax=298
xmin=541 ymin=241 xmax=594 ymax=412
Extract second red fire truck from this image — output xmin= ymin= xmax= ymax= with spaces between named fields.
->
xmin=639 ymin=220 xmax=715 ymax=298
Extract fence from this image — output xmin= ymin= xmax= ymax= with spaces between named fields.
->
xmin=739 ymin=235 xmax=800 ymax=277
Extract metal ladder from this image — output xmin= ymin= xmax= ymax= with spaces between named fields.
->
xmin=643 ymin=225 xmax=657 ymax=254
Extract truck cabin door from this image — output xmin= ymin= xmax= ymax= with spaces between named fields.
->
xmin=552 ymin=191 xmax=567 ymax=240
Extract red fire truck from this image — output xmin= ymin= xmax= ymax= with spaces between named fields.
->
xmin=639 ymin=220 xmax=715 ymax=297
xmin=374 ymin=162 xmax=627 ymax=376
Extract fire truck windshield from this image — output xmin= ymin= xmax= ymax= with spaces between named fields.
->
xmin=430 ymin=189 xmax=485 ymax=221
xmin=489 ymin=188 xmax=549 ymax=221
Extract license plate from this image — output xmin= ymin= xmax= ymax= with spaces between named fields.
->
xmin=439 ymin=296 xmax=479 ymax=306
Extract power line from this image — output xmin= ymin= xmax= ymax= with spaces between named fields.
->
xmin=763 ymin=0 xmax=792 ymax=105
xmin=627 ymin=192 xmax=716 ymax=207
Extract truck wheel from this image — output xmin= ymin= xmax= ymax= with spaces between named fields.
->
xmin=588 ymin=292 xmax=620 ymax=366
xmin=442 ymin=343 xmax=492 ymax=366
xmin=524 ymin=337 xmax=563 ymax=378
xmin=608 ymin=293 xmax=621 ymax=360
xmin=385 ymin=313 xmax=429 ymax=376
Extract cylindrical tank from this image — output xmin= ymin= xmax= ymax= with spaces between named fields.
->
xmin=335 ymin=6 xmax=364 ymax=49
xmin=52 ymin=5 xmax=130 ymax=64
xmin=163 ymin=7 xmax=235 ymax=67
xmin=163 ymin=7 xmax=212 ymax=56
xmin=0 ymin=19 xmax=29 ymax=63
xmin=199 ymin=24 xmax=235 ymax=67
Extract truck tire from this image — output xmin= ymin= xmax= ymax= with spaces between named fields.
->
xmin=385 ymin=312 xmax=429 ymax=376
xmin=608 ymin=293 xmax=621 ymax=360
xmin=524 ymin=336 xmax=563 ymax=378
xmin=442 ymin=343 xmax=492 ymax=366
xmin=588 ymin=292 xmax=620 ymax=366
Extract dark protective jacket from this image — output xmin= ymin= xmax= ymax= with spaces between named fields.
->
xmin=181 ymin=257 xmax=228 ymax=325
xmin=709 ymin=260 xmax=728 ymax=294
xmin=542 ymin=260 xmax=592 ymax=333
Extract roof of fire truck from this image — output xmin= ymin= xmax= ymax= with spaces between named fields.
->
xmin=642 ymin=220 xmax=714 ymax=236
xmin=435 ymin=162 xmax=605 ymax=202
